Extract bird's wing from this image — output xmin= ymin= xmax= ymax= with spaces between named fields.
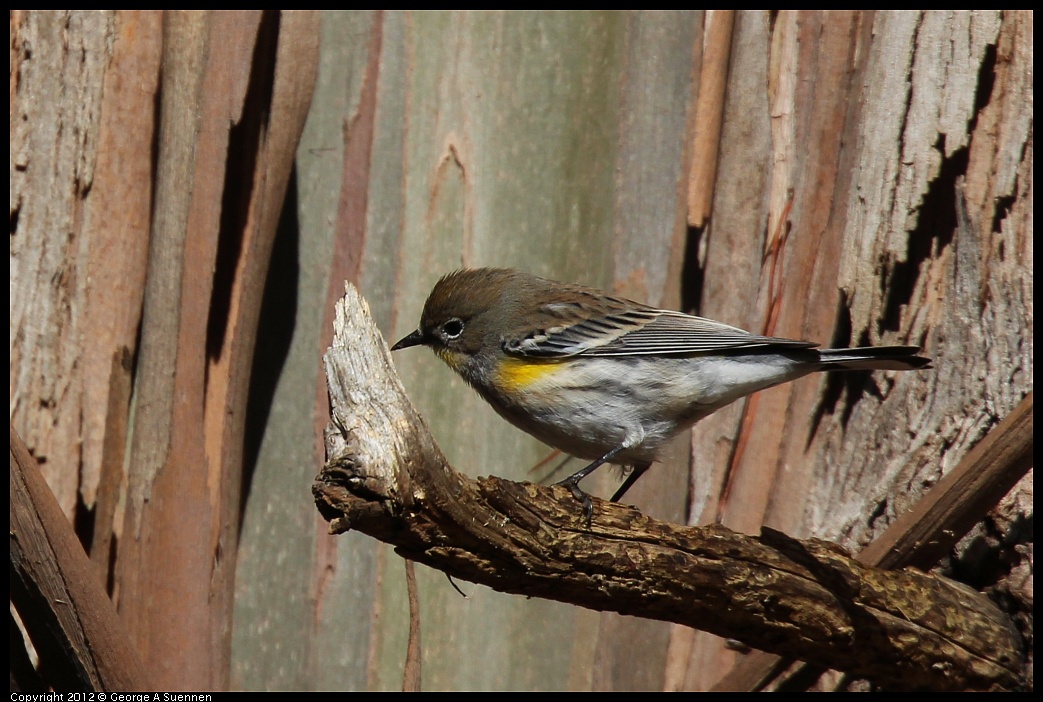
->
xmin=504 ymin=304 xmax=816 ymax=357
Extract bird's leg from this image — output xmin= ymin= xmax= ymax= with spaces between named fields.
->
xmin=610 ymin=461 xmax=652 ymax=502
xmin=554 ymin=446 xmax=626 ymax=526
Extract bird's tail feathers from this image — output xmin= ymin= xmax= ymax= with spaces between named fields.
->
xmin=817 ymin=346 xmax=932 ymax=371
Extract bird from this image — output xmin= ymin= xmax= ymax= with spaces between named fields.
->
xmin=392 ymin=267 xmax=930 ymax=520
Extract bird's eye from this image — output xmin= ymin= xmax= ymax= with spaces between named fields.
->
xmin=441 ymin=318 xmax=464 ymax=339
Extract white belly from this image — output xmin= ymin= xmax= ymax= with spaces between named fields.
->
xmin=480 ymin=354 xmax=812 ymax=464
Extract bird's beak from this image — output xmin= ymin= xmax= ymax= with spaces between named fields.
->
xmin=391 ymin=328 xmax=425 ymax=351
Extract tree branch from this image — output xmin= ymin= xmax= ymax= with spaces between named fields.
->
xmin=313 ymin=283 xmax=1023 ymax=691
xmin=10 ymin=424 xmax=152 ymax=692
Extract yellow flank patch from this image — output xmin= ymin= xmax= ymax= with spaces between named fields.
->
xmin=496 ymin=356 xmax=565 ymax=392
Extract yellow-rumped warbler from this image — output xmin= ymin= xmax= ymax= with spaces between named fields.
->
xmin=392 ymin=268 xmax=930 ymax=518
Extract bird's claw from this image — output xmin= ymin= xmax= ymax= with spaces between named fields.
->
xmin=557 ymin=477 xmax=595 ymax=528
